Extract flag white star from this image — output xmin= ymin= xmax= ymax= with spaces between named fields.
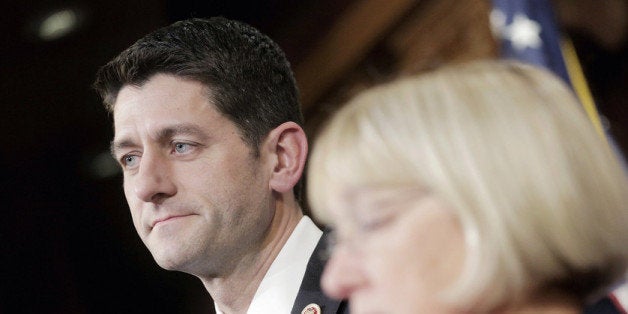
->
xmin=504 ymin=13 xmax=542 ymax=51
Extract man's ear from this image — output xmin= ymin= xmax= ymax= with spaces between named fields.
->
xmin=265 ymin=121 xmax=308 ymax=193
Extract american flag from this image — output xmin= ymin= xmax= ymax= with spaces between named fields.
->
xmin=490 ymin=0 xmax=571 ymax=86
xmin=490 ymin=2 xmax=627 ymax=313
xmin=490 ymin=0 xmax=614 ymax=141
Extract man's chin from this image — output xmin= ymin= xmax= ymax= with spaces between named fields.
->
xmin=149 ymin=245 xmax=193 ymax=271
xmin=153 ymin=254 xmax=185 ymax=271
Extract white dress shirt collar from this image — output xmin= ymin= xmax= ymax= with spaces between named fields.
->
xmin=214 ymin=216 xmax=323 ymax=314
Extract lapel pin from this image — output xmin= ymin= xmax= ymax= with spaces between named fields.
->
xmin=301 ymin=303 xmax=322 ymax=314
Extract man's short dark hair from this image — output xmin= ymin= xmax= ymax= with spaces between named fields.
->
xmin=93 ymin=16 xmax=305 ymax=200
xmin=93 ymin=16 xmax=303 ymax=151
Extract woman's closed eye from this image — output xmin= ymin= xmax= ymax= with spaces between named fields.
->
xmin=355 ymin=208 xmax=398 ymax=232
xmin=319 ymin=210 xmax=397 ymax=261
xmin=349 ymin=185 xmax=428 ymax=233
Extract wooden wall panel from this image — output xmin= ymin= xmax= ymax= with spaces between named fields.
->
xmin=297 ymin=0 xmax=497 ymax=137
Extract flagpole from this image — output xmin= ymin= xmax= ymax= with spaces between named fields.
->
xmin=560 ymin=36 xmax=606 ymax=140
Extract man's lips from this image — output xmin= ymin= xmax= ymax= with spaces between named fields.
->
xmin=151 ymin=214 xmax=194 ymax=228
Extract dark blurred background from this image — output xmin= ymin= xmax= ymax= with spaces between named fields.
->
xmin=2 ymin=0 xmax=626 ymax=313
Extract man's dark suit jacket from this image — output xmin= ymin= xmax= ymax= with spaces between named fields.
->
xmin=584 ymin=295 xmax=626 ymax=314
xmin=291 ymin=232 xmax=349 ymax=314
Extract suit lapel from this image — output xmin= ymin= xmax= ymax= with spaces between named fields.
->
xmin=290 ymin=232 xmax=348 ymax=314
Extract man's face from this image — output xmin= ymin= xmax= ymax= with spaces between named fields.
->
xmin=111 ymin=74 xmax=274 ymax=277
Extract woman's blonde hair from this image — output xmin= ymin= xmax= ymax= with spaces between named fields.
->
xmin=307 ymin=60 xmax=628 ymax=311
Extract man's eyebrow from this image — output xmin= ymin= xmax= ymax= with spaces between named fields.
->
xmin=154 ymin=124 xmax=208 ymax=142
xmin=110 ymin=139 xmax=135 ymax=158
xmin=110 ymin=124 xmax=208 ymax=157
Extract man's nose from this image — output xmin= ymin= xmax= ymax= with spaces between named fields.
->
xmin=321 ymin=245 xmax=366 ymax=301
xmin=131 ymin=153 xmax=177 ymax=203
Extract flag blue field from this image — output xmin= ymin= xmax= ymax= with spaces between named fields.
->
xmin=490 ymin=0 xmax=571 ymax=86
xmin=490 ymin=0 xmax=608 ymax=138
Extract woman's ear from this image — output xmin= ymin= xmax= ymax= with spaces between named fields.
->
xmin=265 ymin=121 xmax=308 ymax=193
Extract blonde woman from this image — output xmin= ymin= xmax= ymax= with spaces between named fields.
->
xmin=307 ymin=60 xmax=628 ymax=313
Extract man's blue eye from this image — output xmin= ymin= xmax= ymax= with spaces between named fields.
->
xmin=123 ymin=155 xmax=139 ymax=168
xmin=174 ymin=143 xmax=190 ymax=153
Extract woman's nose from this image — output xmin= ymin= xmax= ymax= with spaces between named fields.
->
xmin=321 ymin=245 xmax=367 ymax=301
